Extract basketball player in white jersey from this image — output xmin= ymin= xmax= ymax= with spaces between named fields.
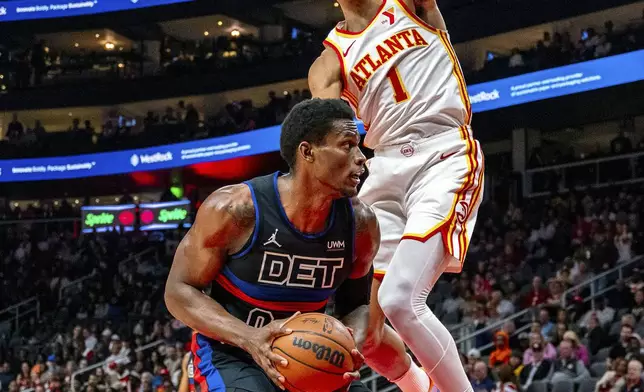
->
xmin=308 ymin=1 xmax=484 ymax=392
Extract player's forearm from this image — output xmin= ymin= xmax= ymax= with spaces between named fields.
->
xmin=416 ymin=4 xmax=447 ymax=30
xmin=164 ymin=281 xmax=254 ymax=348
xmin=340 ymin=305 xmax=370 ymax=351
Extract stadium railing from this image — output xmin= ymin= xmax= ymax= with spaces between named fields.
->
xmin=0 ymin=296 xmax=40 ymax=338
xmin=524 ymin=150 xmax=644 ymax=197
xmin=455 ymin=255 xmax=642 ymax=353
xmin=69 ymin=339 xmax=164 ymax=392
xmin=0 ymin=217 xmax=79 ymax=226
xmin=59 ymin=247 xmax=159 ymax=301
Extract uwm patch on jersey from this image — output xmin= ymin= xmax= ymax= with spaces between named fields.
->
xmin=324 ymin=0 xmax=472 ymax=149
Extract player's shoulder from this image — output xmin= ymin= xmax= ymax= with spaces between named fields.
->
xmin=350 ymin=198 xmax=379 ymax=233
xmin=310 ymin=48 xmax=341 ymax=75
xmin=198 ymin=184 xmax=256 ymax=230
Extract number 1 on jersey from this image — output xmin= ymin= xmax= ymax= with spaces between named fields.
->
xmin=386 ymin=66 xmax=410 ymax=104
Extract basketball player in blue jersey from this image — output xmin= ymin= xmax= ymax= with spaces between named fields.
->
xmin=165 ymin=99 xmax=380 ymax=392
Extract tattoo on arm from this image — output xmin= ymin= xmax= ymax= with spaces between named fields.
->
xmin=228 ymin=201 xmax=255 ymax=231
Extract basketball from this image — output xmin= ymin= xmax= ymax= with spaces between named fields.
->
xmin=271 ymin=313 xmax=355 ymax=392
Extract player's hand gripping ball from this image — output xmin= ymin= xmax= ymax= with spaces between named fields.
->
xmin=271 ymin=313 xmax=358 ymax=392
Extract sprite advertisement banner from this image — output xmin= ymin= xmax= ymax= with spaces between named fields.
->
xmin=139 ymin=200 xmax=191 ymax=231
xmin=81 ymin=204 xmax=136 ymax=233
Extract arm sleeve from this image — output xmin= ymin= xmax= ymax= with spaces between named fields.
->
xmin=332 ymin=266 xmax=373 ymax=318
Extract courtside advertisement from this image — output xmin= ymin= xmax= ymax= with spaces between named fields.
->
xmin=1 ymin=50 xmax=643 ymax=182
xmin=0 ymin=0 xmax=192 ymax=22
xmin=81 ymin=204 xmax=136 ymax=233
xmin=139 ymin=200 xmax=192 ymax=231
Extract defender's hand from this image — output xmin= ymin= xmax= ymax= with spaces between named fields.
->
xmin=242 ymin=312 xmax=300 ymax=390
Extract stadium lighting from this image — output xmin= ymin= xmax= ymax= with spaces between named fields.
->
xmin=95 ymin=33 xmax=100 ymax=38
xmin=231 ymin=29 xmax=240 ymax=37
xmin=74 ymin=43 xmax=79 ymax=48
xmin=105 ymin=42 xmax=115 ymax=50
xmin=334 ymin=2 xmax=339 ymax=7
xmin=217 ymin=20 xmax=223 ymax=26
xmin=204 ymin=31 xmax=209 ymax=36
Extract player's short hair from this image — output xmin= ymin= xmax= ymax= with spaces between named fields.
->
xmin=280 ymin=98 xmax=354 ymax=169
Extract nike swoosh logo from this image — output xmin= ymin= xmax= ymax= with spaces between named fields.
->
xmin=343 ymin=41 xmax=356 ymax=56
xmin=440 ymin=151 xmax=457 ymax=160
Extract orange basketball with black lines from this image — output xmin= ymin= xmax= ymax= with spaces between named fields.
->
xmin=271 ymin=313 xmax=355 ymax=392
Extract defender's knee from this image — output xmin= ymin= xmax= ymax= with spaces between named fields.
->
xmin=378 ymin=276 xmax=414 ymax=323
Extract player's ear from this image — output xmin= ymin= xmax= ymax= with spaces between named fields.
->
xmin=298 ymin=141 xmax=314 ymax=163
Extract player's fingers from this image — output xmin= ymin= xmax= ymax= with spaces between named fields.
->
xmin=265 ymin=365 xmax=286 ymax=390
xmin=273 ymin=312 xmax=300 ymax=336
xmin=342 ymin=370 xmax=361 ymax=381
xmin=350 ymin=349 xmax=365 ymax=369
xmin=262 ymin=360 xmax=286 ymax=390
xmin=267 ymin=351 xmax=288 ymax=367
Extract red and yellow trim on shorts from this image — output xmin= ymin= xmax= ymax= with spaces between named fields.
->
xmin=374 ymin=269 xmax=387 ymax=282
xmin=394 ymin=0 xmax=472 ymax=125
xmin=400 ymin=125 xmax=483 ymax=264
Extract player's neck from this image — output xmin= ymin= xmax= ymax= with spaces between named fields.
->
xmin=339 ymin=0 xmax=382 ymax=32
xmin=277 ymin=174 xmax=335 ymax=234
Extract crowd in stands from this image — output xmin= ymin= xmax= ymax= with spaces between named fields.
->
xmin=472 ymin=15 xmax=644 ymax=82
xmin=0 ymin=31 xmax=319 ymax=90
xmin=0 ymin=223 xmax=185 ymax=392
xmin=528 ymin=118 xmax=644 ymax=170
xmin=429 ymin=184 xmax=644 ymax=392
xmin=0 ymin=88 xmax=312 ymax=159
xmin=2 ymin=11 xmax=642 ymax=90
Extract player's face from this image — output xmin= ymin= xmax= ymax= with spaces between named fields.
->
xmin=312 ymin=120 xmax=366 ymax=197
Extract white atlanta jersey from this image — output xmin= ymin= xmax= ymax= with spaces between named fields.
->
xmin=324 ymin=0 xmax=472 ymax=149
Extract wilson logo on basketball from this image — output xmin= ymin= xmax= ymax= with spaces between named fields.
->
xmin=291 ymin=338 xmax=346 ymax=368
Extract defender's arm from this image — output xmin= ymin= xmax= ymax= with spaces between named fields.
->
xmin=309 ymin=48 xmax=343 ymax=99
xmin=404 ymin=0 xmax=447 ymax=31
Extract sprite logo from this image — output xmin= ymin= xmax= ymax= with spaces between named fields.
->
xmin=158 ymin=208 xmax=188 ymax=223
xmin=85 ymin=213 xmax=115 ymax=227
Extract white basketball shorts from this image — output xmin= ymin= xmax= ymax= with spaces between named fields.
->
xmin=358 ymin=125 xmax=485 ymax=279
